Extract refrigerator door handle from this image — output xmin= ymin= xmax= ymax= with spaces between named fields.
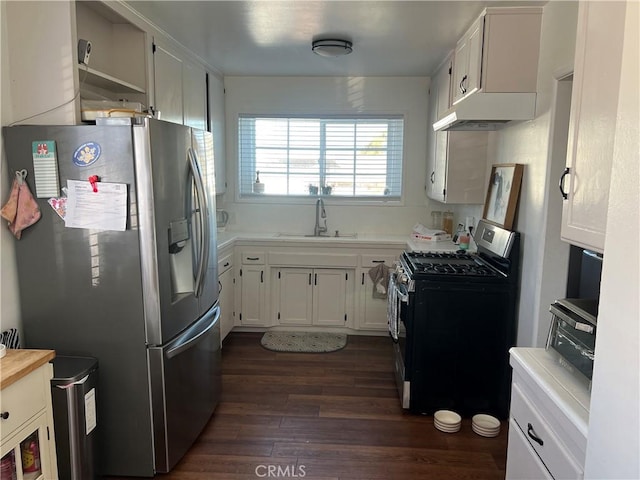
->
xmin=166 ymin=305 xmax=220 ymax=359
xmin=187 ymin=148 xmax=210 ymax=298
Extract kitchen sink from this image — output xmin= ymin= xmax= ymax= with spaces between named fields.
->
xmin=275 ymin=232 xmax=358 ymax=239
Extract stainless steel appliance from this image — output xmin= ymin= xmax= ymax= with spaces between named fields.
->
xmin=389 ymin=220 xmax=520 ymax=418
xmin=3 ymin=118 xmax=221 ymax=477
xmin=547 ymin=298 xmax=597 ymax=383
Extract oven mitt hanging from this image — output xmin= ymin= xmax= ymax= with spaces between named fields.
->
xmin=1 ymin=170 xmax=41 ymax=239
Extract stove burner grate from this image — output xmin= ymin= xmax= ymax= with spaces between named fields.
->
xmin=417 ymin=262 xmax=498 ymax=277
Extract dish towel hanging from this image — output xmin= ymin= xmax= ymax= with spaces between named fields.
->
xmin=0 ymin=328 xmax=21 ymax=349
xmin=368 ymin=263 xmax=390 ymax=299
xmin=1 ymin=170 xmax=41 ymax=239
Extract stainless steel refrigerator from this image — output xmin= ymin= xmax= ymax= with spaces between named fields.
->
xmin=3 ymin=118 xmax=221 ymax=477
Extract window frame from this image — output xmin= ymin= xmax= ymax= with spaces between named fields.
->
xmin=236 ymin=114 xmax=406 ymax=204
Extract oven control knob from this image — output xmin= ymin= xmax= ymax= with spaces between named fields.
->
xmin=399 ymin=273 xmax=409 ymax=284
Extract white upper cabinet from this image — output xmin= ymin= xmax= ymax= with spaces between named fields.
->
xmin=183 ymin=61 xmax=207 ymax=131
xmin=560 ymin=1 xmax=627 ymax=253
xmin=427 ymin=55 xmax=488 ymax=204
xmin=451 ymin=7 xmax=542 ymax=105
xmin=152 ymin=41 xmax=207 ymax=129
xmin=452 ymin=17 xmax=484 ymax=105
xmin=153 ymin=42 xmax=184 ymax=125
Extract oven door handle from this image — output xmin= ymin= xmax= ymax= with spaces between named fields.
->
xmin=549 ymin=304 xmax=595 ymax=334
xmin=388 ymin=274 xmax=409 ymax=344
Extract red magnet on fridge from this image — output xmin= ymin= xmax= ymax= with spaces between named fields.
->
xmin=88 ymin=175 xmax=99 ymax=192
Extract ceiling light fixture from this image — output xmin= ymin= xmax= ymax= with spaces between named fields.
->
xmin=312 ymin=39 xmax=353 ymax=58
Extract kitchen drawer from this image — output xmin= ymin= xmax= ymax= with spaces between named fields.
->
xmin=269 ymin=252 xmax=358 ymax=267
xmin=361 ymin=254 xmax=397 ymax=268
xmin=506 ymin=418 xmax=553 ymax=480
xmin=511 ymin=382 xmax=582 ymax=480
xmin=218 ymin=253 xmax=233 ymax=275
xmin=0 ymin=366 xmax=47 ymax=440
xmin=241 ymin=252 xmax=264 ymax=264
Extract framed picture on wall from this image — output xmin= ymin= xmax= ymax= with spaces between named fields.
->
xmin=482 ymin=164 xmax=524 ymax=230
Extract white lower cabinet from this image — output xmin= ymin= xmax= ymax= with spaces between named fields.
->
xmin=218 ymin=251 xmax=234 ymax=342
xmin=358 ymin=253 xmax=400 ymax=331
xmin=232 ymin=243 xmax=403 ymax=332
xmin=506 ymin=348 xmax=589 ymax=480
xmin=1 ymin=356 xmax=58 ymax=480
xmin=273 ymin=268 xmax=353 ymax=327
xmin=238 ymin=252 xmax=268 ymax=326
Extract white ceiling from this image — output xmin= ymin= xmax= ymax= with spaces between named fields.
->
xmin=126 ymin=1 xmax=543 ymax=77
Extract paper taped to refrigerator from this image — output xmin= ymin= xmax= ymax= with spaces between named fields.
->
xmin=65 ymin=179 xmax=127 ymax=231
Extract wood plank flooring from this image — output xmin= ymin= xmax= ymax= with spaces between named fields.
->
xmin=108 ymin=332 xmax=508 ymax=479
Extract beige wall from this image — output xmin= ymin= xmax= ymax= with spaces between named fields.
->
xmin=585 ymin=1 xmax=639 ymax=477
xmin=491 ymin=1 xmax=579 ymax=347
xmin=1 ymin=1 xmax=20 ymax=334
xmin=222 ymin=76 xmax=436 ymax=235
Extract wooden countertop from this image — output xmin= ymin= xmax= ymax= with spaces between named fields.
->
xmin=0 ymin=349 xmax=55 ymax=390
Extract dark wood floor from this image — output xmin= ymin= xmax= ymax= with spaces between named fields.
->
xmin=112 ymin=332 xmax=508 ymax=479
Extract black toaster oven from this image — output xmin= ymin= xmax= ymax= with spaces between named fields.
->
xmin=546 ymin=298 xmax=598 ymax=382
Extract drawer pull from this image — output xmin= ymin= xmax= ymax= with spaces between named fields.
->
xmin=527 ymin=423 xmax=544 ymax=446
xmin=246 ymin=257 xmax=259 ymax=261
xmin=1 ymin=411 xmax=9 ymax=420
xmin=223 ymin=262 xmax=230 ymax=268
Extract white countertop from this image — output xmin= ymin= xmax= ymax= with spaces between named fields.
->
xmin=510 ymin=347 xmax=590 ymax=438
xmin=218 ymin=231 xmax=458 ymax=252
xmin=216 ymin=230 xmax=464 ymax=252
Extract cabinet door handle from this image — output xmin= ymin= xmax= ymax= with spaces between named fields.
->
xmin=314 ymin=273 xmax=317 ymax=286
xmin=362 ymin=273 xmax=365 ymax=285
xmin=0 ymin=411 xmax=9 ymax=420
xmin=460 ymin=75 xmax=468 ymax=94
xmin=559 ymin=167 xmax=570 ymax=200
xmin=261 ymin=270 xmax=264 ymax=283
xmin=430 ymin=171 xmax=435 ymax=184
xmin=309 ymin=273 xmax=312 ymax=285
xmin=527 ymin=423 xmax=544 ymax=446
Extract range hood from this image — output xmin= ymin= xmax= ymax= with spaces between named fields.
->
xmin=433 ymin=92 xmax=537 ymax=132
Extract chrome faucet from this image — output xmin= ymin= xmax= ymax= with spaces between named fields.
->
xmin=313 ymin=198 xmax=328 ymax=236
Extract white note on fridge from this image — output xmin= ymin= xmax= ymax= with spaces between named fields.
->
xmin=64 ymin=179 xmax=127 ymax=231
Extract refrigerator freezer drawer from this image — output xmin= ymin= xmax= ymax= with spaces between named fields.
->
xmin=148 ymin=304 xmax=221 ymax=473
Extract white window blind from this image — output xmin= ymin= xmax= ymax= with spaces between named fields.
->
xmin=238 ymin=115 xmax=404 ymax=198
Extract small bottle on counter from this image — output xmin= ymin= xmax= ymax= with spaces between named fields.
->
xmin=459 ymin=233 xmax=470 ymax=250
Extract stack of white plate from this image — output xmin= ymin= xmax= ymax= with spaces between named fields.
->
xmin=434 ymin=410 xmax=462 ymax=433
xmin=472 ymin=414 xmax=501 ymax=437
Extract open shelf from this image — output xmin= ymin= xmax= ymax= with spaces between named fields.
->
xmin=80 ymin=66 xmax=146 ymax=94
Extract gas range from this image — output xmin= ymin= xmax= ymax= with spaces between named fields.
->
xmin=388 ymin=219 xmax=521 ymax=417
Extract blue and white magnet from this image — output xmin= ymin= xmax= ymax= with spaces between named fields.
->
xmin=73 ymin=142 xmax=101 ymax=167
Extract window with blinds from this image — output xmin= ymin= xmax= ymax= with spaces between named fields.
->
xmin=238 ymin=115 xmax=404 ymax=199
